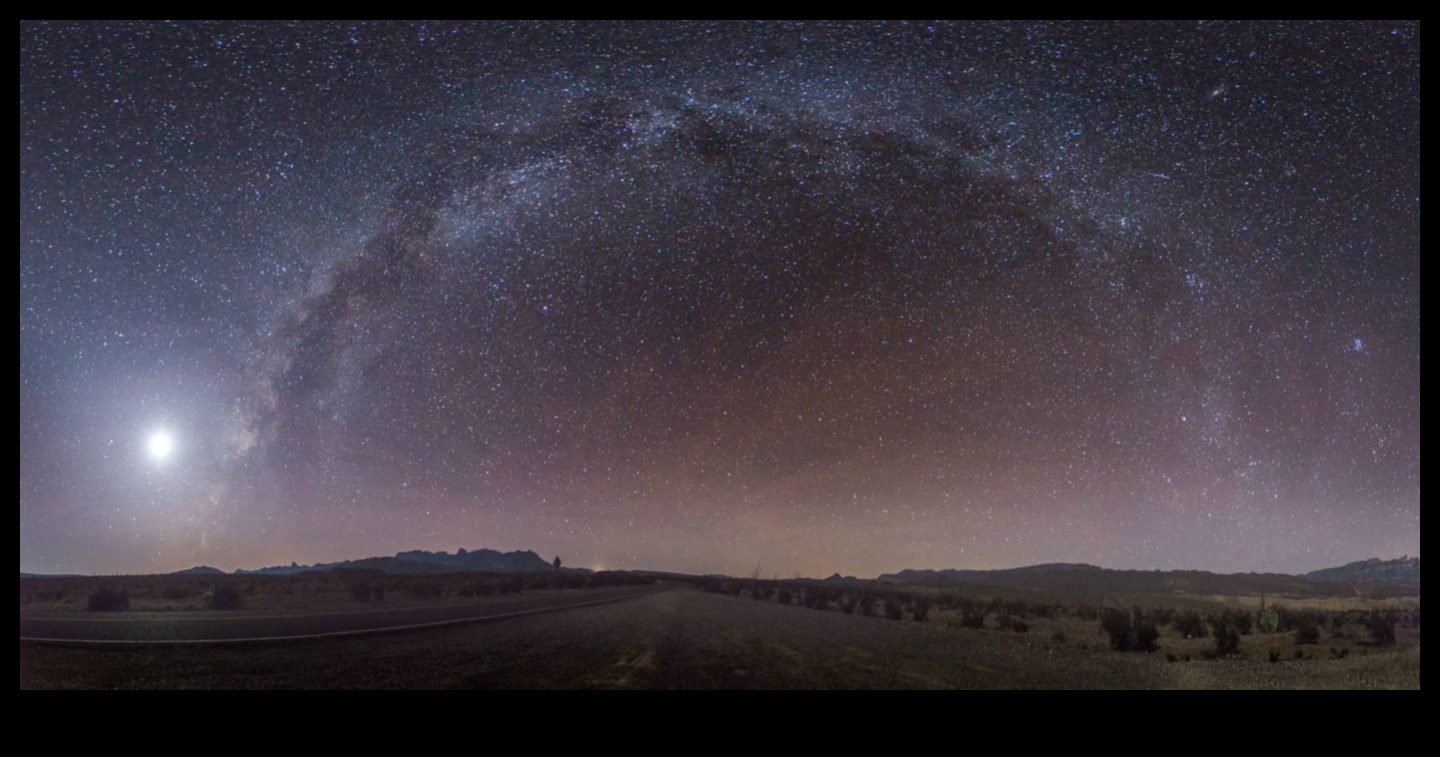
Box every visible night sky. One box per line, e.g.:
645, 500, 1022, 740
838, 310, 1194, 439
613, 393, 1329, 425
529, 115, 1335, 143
20, 22, 1419, 578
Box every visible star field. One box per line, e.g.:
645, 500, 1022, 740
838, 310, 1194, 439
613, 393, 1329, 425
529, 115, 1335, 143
20, 22, 1419, 577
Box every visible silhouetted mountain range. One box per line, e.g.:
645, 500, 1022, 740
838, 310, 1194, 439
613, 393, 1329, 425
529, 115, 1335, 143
233, 548, 580, 576
876, 558, 1419, 597
1304, 556, 1419, 586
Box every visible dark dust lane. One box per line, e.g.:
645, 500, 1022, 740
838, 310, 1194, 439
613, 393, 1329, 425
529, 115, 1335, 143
19, 584, 672, 644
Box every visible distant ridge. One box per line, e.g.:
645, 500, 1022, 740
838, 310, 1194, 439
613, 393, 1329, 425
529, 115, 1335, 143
235, 548, 582, 576
1304, 556, 1420, 586
876, 558, 1419, 597
173, 565, 225, 575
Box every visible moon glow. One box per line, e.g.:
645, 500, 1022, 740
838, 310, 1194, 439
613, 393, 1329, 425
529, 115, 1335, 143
147, 431, 174, 461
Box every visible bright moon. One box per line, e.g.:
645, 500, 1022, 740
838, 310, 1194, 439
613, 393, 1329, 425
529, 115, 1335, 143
147, 431, 174, 461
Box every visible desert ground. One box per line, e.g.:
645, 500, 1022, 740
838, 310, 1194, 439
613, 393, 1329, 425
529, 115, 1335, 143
19, 578, 1419, 689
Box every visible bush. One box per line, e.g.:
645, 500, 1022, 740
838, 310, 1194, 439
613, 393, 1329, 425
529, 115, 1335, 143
161, 584, 193, 600
1257, 605, 1280, 634
1229, 609, 1254, 635
1173, 611, 1208, 639
210, 585, 245, 610
1102, 607, 1158, 652
776, 588, 792, 606
87, 584, 130, 612
1294, 622, 1320, 645
1366, 612, 1396, 646
1214, 623, 1240, 656
911, 599, 931, 623
1101, 608, 1135, 651
884, 599, 904, 621
959, 608, 986, 629
1134, 613, 1160, 652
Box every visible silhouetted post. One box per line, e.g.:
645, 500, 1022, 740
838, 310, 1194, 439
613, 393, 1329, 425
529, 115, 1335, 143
554, 555, 562, 574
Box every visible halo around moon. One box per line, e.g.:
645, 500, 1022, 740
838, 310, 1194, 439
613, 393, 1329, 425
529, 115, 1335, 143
147, 430, 174, 461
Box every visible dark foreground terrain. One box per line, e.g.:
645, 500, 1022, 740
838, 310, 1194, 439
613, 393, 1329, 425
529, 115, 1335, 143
20, 585, 1419, 689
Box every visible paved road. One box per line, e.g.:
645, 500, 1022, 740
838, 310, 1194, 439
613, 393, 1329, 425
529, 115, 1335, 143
19, 583, 672, 644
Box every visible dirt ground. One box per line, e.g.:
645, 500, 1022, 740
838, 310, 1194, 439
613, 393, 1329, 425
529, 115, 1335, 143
19, 584, 1420, 689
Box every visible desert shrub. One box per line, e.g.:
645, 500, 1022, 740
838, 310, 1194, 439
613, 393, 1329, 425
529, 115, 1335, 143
1366, 612, 1396, 646
1101, 608, 1135, 650
1173, 611, 1208, 639
1268, 649, 1282, 663
406, 580, 443, 599
1229, 609, 1254, 635
161, 583, 193, 600
1102, 607, 1158, 652
884, 599, 903, 621
1330, 646, 1349, 659
1276, 606, 1323, 634
959, 608, 986, 629
1256, 605, 1280, 634
1213, 622, 1240, 656
457, 580, 483, 597
859, 595, 875, 617
776, 588, 792, 605
87, 584, 130, 612
210, 585, 245, 610
1134, 612, 1160, 652
1012, 620, 1029, 633
911, 599, 931, 622
1294, 621, 1320, 645
1294, 648, 1305, 660
1051, 630, 1066, 643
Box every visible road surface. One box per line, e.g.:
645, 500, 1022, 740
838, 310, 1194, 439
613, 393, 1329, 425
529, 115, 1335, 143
19, 583, 672, 645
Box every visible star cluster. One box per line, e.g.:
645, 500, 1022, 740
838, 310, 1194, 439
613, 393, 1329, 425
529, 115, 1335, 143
20, 22, 1419, 577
